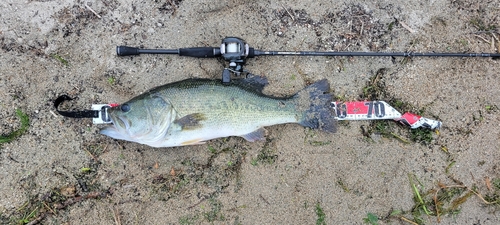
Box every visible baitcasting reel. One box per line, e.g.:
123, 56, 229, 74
219, 37, 251, 82
117, 37, 257, 83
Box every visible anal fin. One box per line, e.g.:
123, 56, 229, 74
240, 128, 267, 142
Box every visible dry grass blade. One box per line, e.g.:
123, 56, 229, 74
84, 4, 101, 18
399, 21, 415, 33
111, 206, 122, 225
400, 216, 419, 225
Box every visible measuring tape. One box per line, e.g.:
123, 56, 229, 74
332, 101, 441, 129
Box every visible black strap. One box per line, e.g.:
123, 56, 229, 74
54, 95, 99, 118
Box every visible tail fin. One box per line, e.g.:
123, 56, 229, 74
296, 79, 337, 133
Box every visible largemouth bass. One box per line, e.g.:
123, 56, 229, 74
100, 76, 336, 147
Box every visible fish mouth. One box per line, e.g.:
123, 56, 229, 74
107, 113, 130, 131
100, 115, 131, 141
116, 116, 130, 131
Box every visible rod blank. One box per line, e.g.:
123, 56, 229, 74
253, 50, 500, 58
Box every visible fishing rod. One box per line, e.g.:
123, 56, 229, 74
117, 37, 500, 83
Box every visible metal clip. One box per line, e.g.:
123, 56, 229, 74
92, 104, 113, 124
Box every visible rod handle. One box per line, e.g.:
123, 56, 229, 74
178, 47, 220, 58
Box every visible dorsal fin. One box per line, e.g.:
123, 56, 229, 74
232, 75, 269, 93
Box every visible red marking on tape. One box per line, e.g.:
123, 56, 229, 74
336, 101, 372, 115
400, 112, 421, 124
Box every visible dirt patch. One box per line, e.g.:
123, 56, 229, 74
1, 0, 500, 224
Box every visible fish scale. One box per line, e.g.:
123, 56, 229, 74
163, 81, 300, 135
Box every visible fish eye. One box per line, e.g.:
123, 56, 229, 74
120, 104, 131, 112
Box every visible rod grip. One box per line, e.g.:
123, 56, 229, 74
178, 47, 220, 58
116, 46, 139, 56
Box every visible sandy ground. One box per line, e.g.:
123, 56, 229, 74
1, 0, 500, 224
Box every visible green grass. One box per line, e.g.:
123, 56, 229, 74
315, 203, 326, 225
493, 179, 500, 190
17, 204, 39, 225
388, 21, 395, 31
179, 214, 199, 225
107, 76, 116, 85
363, 213, 378, 225
485, 104, 498, 112
360, 68, 387, 100
251, 138, 277, 165
178, 197, 227, 224
10, 184, 109, 224
80, 167, 92, 173
0, 109, 30, 145
470, 18, 496, 31
358, 70, 437, 145
409, 128, 434, 144
50, 53, 69, 66
362, 120, 410, 144
309, 140, 331, 146
484, 178, 500, 207
408, 174, 432, 218
379, 172, 499, 224
208, 145, 217, 154
337, 179, 350, 193
203, 197, 224, 222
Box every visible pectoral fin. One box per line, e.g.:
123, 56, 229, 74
240, 128, 267, 142
174, 113, 206, 130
